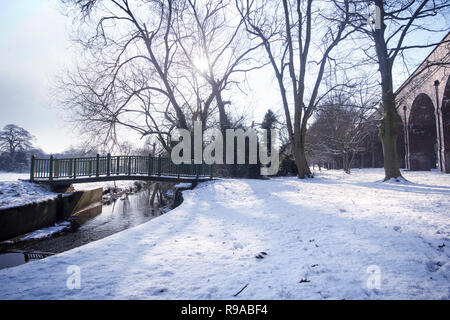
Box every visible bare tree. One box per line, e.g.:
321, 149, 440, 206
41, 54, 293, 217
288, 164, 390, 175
173, 0, 263, 133
237, 0, 360, 178
60, 0, 256, 153
0, 124, 34, 171
351, 0, 450, 180
307, 91, 374, 174
0, 124, 34, 155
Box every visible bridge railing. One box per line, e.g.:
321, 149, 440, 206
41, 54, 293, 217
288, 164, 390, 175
30, 154, 213, 181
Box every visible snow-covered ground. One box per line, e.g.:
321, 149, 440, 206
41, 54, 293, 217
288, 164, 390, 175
18, 222, 72, 241
0, 172, 58, 209
174, 182, 193, 189
0, 172, 141, 209
0, 172, 29, 182
0, 169, 449, 299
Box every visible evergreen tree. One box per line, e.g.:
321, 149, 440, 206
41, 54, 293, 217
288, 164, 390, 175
261, 109, 278, 156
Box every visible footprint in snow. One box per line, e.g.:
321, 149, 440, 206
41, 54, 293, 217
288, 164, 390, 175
426, 261, 442, 272
299, 278, 310, 283
147, 287, 168, 295
233, 242, 244, 249
255, 252, 268, 259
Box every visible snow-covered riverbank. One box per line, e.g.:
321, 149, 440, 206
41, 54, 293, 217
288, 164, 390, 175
0, 172, 144, 209
0, 169, 449, 299
0, 172, 57, 209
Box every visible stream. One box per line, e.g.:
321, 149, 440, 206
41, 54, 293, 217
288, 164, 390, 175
0, 183, 177, 270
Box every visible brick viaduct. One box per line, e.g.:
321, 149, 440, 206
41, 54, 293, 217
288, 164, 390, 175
395, 32, 450, 173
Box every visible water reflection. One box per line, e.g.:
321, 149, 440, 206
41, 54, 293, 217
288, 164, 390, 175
0, 251, 53, 270
0, 252, 26, 270
77, 188, 162, 233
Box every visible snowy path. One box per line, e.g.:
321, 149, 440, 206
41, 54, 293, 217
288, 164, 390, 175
0, 169, 449, 299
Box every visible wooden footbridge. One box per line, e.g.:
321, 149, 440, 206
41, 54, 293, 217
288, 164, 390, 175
29, 154, 213, 188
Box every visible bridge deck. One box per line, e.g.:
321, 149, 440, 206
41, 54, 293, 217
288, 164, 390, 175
32, 174, 211, 187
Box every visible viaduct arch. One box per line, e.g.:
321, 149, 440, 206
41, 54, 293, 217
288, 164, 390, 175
396, 32, 450, 173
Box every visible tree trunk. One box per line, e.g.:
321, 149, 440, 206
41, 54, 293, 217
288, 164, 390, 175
374, 1, 403, 181
379, 108, 402, 180
294, 130, 312, 178
150, 183, 160, 207
343, 153, 350, 174
378, 65, 402, 180
371, 150, 375, 168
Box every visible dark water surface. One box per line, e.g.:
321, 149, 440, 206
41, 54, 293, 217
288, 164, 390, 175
0, 252, 26, 270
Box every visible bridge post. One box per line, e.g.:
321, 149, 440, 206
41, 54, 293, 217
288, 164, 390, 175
209, 164, 213, 179
49, 156, 54, 181
73, 158, 77, 179
116, 156, 120, 175
69, 159, 73, 178
96, 154, 100, 177
30, 155, 35, 182
128, 156, 131, 175
157, 155, 162, 176
107, 153, 111, 176
148, 154, 153, 176
54, 159, 59, 178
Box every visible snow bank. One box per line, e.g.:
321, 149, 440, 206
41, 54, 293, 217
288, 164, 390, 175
0, 179, 58, 210
0, 169, 449, 299
19, 222, 72, 241
0, 172, 58, 209
174, 183, 192, 189
0, 172, 29, 182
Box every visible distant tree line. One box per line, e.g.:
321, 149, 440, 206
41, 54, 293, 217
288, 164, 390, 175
0, 124, 147, 172
0, 124, 37, 172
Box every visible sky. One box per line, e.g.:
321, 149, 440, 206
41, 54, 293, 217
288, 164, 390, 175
0, 0, 78, 154
0, 0, 280, 154
0, 1, 447, 154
